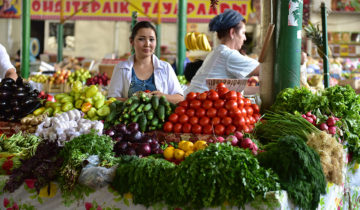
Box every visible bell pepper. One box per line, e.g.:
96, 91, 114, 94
75, 99, 83, 109
85, 85, 98, 98
33, 107, 46, 116
95, 98, 105, 109
62, 102, 73, 112
87, 107, 97, 118
96, 105, 110, 117
81, 102, 92, 113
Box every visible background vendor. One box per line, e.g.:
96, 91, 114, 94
0, 43, 18, 81
185, 9, 260, 95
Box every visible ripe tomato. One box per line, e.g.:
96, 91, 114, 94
177, 100, 188, 108
202, 124, 213, 134
218, 88, 229, 99
163, 122, 173, 133
168, 113, 179, 123
234, 116, 246, 127
246, 106, 254, 116
196, 108, 206, 117
173, 123, 183, 133
182, 123, 192, 133
237, 98, 244, 109
206, 108, 217, 118
229, 108, 241, 117
211, 117, 221, 126
225, 91, 237, 100
189, 116, 199, 125
179, 114, 189, 124
217, 108, 228, 118
186, 109, 195, 117
191, 124, 202, 134
225, 100, 238, 111
186, 92, 197, 101
225, 125, 236, 135
254, 113, 261, 122
207, 91, 219, 101
236, 92, 242, 98
175, 106, 186, 115
189, 99, 201, 109
197, 92, 208, 101
244, 117, 250, 125
199, 116, 210, 126
243, 125, 250, 133
221, 117, 232, 126
214, 99, 225, 109
252, 104, 260, 114
248, 124, 254, 132
216, 82, 226, 91
241, 107, 247, 117
214, 124, 225, 135
248, 116, 256, 125
244, 98, 252, 107
202, 100, 213, 110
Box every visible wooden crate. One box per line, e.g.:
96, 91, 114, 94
99, 64, 115, 78
43, 81, 71, 93
0, 121, 22, 137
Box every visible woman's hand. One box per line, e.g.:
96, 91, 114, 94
150, 90, 165, 97
150, 91, 184, 104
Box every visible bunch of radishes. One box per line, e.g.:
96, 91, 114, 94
302, 111, 340, 135
208, 131, 259, 155
86, 73, 110, 86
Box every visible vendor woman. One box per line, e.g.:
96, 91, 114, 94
108, 21, 184, 104
0, 43, 18, 81
185, 9, 260, 95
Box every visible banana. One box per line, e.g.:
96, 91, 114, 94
197, 34, 204, 51
190, 32, 198, 50
202, 34, 212, 51
184, 33, 190, 50
186, 33, 193, 50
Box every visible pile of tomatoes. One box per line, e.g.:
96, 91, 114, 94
163, 83, 260, 135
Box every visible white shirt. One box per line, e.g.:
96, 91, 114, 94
185, 44, 259, 95
108, 54, 184, 98
0, 44, 15, 79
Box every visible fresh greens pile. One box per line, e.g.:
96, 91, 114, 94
270, 85, 360, 163
58, 132, 115, 193
0, 132, 41, 159
113, 156, 175, 207
257, 136, 326, 210
112, 143, 280, 209
253, 112, 320, 144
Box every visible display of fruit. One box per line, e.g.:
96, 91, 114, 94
163, 140, 208, 162
33, 81, 112, 120
38, 91, 54, 102
0, 77, 42, 122
163, 83, 261, 135
177, 75, 187, 85
49, 69, 71, 84
107, 122, 163, 157
29, 74, 49, 83
67, 68, 91, 84
86, 72, 110, 86
104, 92, 176, 132
185, 32, 212, 51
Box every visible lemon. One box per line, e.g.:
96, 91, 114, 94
174, 149, 185, 160
163, 146, 175, 160
194, 140, 208, 150
182, 141, 194, 152
178, 140, 187, 149
185, 150, 194, 158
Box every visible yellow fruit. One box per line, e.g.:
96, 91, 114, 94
185, 150, 194, 157
178, 140, 187, 149
163, 146, 175, 160
174, 149, 185, 160
194, 140, 208, 151
39, 182, 57, 198
182, 141, 194, 152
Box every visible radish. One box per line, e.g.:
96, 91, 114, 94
334, 117, 340, 121
306, 117, 314, 124
216, 136, 225, 143
328, 126, 337, 135
311, 115, 317, 121
234, 131, 244, 140
319, 123, 328, 131
231, 138, 239, 146
252, 143, 258, 151
241, 138, 253, 149
251, 149, 258, 155
226, 135, 237, 142
326, 117, 336, 127
306, 111, 312, 117
301, 114, 307, 118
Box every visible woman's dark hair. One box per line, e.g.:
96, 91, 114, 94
130, 21, 157, 41
216, 22, 244, 40
184, 60, 203, 82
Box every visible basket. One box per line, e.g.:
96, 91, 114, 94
206, 78, 249, 92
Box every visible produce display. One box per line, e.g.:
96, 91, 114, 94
86, 72, 110, 86
49, 70, 71, 84
29, 74, 49, 83
67, 68, 91, 84
0, 132, 41, 159
104, 92, 175, 132
0, 77, 41, 122
20, 113, 47, 133
163, 83, 260, 135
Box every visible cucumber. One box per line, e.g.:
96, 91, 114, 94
129, 102, 140, 112
132, 113, 142, 123
130, 111, 137, 117
151, 117, 159, 126
126, 95, 138, 105
123, 113, 130, 119
143, 96, 151, 103
139, 92, 147, 102
143, 103, 152, 112
136, 104, 145, 112
148, 126, 157, 131
151, 95, 159, 110
146, 110, 154, 120
159, 95, 167, 105
157, 105, 165, 122
165, 105, 172, 117
138, 114, 148, 132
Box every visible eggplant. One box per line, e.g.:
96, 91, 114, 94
0, 114, 5, 121
0, 82, 12, 91
22, 97, 36, 107
10, 100, 19, 107
15, 91, 27, 99
0, 78, 15, 86
13, 106, 22, 113
17, 86, 25, 92
16, 77, 23, 86
30, 92, 38, 98
4, 108, 11, 114
0, 91, 11, 100
0, 100, 7, 109
23, 83, 31, 91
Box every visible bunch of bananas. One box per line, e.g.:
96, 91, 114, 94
185, 32, 212, 51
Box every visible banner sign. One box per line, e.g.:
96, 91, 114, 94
0, 0, 254, 23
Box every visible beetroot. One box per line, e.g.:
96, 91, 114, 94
319, 123, 328, 131
234, 131, 244, 140
328, 126, 337, 135
326, 117, 336, 127
216, 136, 225, 143
231, 138, 239, 146
241, 138, 253, 149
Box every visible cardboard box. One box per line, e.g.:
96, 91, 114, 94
339, 79, 360, 90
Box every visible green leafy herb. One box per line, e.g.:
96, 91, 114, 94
257, 136, 326, 210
